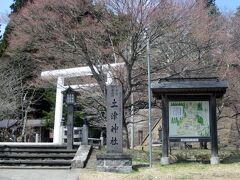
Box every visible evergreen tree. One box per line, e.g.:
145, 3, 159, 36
197, 0, 219, 15
0, 25, 11, 57
0, 0, 29, 56
204, 0, 219, 15
10, 0, 30, 13
205, 0, 216, 7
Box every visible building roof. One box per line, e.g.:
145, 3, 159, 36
0, 119, 18, 128
26, 119, 45, 127
151, 77, 228, 99
0, 119, 45, 128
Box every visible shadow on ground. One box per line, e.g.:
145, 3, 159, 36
222, 154, 240, 164
132, 163, 150, 171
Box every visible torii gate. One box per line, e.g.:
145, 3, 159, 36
41, 63, 125, 144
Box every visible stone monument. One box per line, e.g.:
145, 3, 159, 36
96, 85, 132, 173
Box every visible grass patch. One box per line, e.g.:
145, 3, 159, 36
79, 161, 240, 180
170, 149, 240, 163
87, 147, 240, 180
98, 146, 240, 164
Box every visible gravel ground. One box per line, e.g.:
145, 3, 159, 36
0, 169, 80, 180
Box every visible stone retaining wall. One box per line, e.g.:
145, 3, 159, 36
96, 154, 132, 173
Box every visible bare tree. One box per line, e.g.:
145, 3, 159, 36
6, 0, 230, 146
0, 51, 45, 141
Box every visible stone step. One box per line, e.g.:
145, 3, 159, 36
0, 166, 71, 169
0, 144, 68, 149
0, 144, 78, 168
0, 148, 77, 153
0, 159, 72, 166
0, 153, 75, 159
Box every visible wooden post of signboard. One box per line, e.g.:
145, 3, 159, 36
210, 94, 219, 164
161, 95, 169, 165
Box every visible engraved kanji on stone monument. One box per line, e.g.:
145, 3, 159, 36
107, 85, 123, 153
111, 124, 119, 133
111, 111, 118, 121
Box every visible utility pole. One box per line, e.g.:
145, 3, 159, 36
130, 93, 134, 149
146, 29, 152, 168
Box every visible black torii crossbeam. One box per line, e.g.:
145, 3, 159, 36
151, 77, 228, 165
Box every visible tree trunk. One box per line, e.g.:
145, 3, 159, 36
123, 121, 130, 149
21, 107, 29, 142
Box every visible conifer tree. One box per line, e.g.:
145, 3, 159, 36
10, 0, 30, 13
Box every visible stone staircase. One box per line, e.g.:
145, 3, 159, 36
0, 144, 77, 169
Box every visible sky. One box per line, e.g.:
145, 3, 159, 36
0, 0, 13, 14
0, 0, 240, 36
216, 0, 240, 12
0, 0, 13, 36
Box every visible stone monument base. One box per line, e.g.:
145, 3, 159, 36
160, 157, 170, 165
210, 156, 220, 165
96, 153, 132, 173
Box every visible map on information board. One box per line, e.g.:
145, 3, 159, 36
169, 101, 210, 137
